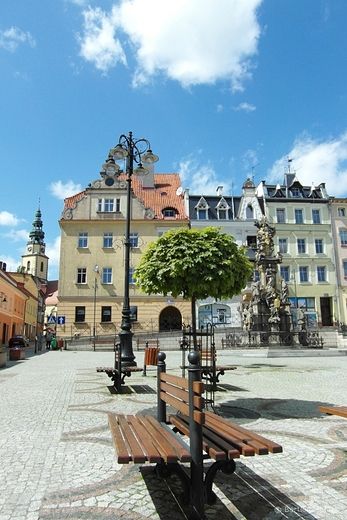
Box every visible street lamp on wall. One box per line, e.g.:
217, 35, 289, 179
108, 132, 159, 367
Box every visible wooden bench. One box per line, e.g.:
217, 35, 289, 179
318, 405, 347, 418
182, 346, 237, 391
96, 343, 142, 392
93, 339, 115, 352
108, 351, 282, 519
136, 338, 160, 351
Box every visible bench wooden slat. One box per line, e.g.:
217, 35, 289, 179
160, 372, 189, 389
127, 416, 162, 463
205, 411, 283, 454
137, 416, 181, 463
142, 415, 192, 462
318, 405, 347, 418
108, 414, 131, 464
118, 415, 147, 463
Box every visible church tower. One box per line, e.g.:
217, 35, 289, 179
21, 205, 49, 282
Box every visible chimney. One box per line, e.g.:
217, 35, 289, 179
216, 185, 223, 197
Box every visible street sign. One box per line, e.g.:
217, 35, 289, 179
47, 315, 56, 324
57, 316, 65, 325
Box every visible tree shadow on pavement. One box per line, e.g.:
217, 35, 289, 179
215, 397, 334, 421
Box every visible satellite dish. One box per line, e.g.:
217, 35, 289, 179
176, 187, 183, 196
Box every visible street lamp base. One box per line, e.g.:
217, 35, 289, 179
118, 328, 137, 367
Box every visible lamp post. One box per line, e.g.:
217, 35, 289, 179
108, 131, 159, 367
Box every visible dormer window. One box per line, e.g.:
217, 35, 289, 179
162, 208, 176, 218
195, 197, 209, 220
291, 188, 300, 197
216, 198, 230, 220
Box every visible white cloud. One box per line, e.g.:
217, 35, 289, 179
77, 0, 262, 88
0, 211, 20, 226
48, 180, 83, 200
178, 156, 231, 195
3, 229, 29, 242
78, 7, 126, 73
0, 27, 36, 52
267, 131, 347, 196
233, 102, 256, 112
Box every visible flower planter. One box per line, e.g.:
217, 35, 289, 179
9, 348, 25, 361
0, 351, 6, 368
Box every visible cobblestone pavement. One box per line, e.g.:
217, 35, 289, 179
0, 346, 346, 519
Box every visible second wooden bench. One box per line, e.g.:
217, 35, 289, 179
108, 351, 282, 519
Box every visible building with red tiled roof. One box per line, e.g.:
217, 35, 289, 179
57, 160, 190, 342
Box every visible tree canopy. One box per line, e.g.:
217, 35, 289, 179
135, 227, 253, 302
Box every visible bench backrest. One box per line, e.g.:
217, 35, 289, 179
157, 351, 205, 425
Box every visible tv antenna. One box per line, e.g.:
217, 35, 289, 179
251, 163, 260, 183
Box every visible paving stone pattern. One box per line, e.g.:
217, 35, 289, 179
0, 347, 346, 519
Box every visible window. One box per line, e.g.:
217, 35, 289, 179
278, 238, 288, 254
291, 188, 300, 197
317, 266, 326, 282
78, 233, 88, 248
338, 207, 346, 217
217, 308, 226, 323
218, 208, 227, 220
315, 239, 323, 254
77, 268, 87, 284
103, 233, 113, 248
163, 209, 176, 218
129, 268, 135, 284
312, 209, 321, 224
198, 209, 207, 219
130, 233, 139, 248
276, 208, 285, 223
246, 205, 253, 219
102, 268, 112, 284
340, 229, 347, 245
101, 306, 112, 323
306, 298, 315, 311
75, 306, 85, 322
104, 199, 114, 212
295, 209, 303, 224
40, 262, 44, 272
299, 266, 308, 282
280, 266, 289, 282
343, 261, 347, 278
98, 198, 120, 212
130, 306, 138, 322
297, 238, 306, 254
247, 236, 257, 248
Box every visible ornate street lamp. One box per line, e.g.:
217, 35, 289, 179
109, 132, 159, 367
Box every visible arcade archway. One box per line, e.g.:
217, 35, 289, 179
159, 307, 182, 331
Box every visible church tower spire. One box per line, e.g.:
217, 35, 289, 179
21, 203, 49, 282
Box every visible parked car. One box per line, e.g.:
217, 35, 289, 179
9, 335, 30, 348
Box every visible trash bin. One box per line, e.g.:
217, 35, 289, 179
51, 337, 57, 350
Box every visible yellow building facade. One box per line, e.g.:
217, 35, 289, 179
57, 166, 190, 340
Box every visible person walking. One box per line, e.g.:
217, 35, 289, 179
45, 331, 52, 350
37, 332, 44, 351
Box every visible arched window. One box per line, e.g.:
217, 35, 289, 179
246, 204, 253, 219
27, 261, 30, 272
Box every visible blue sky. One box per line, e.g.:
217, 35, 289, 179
1, 0, 347, 280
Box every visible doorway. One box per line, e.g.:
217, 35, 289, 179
320, 297, 332, 326
159, 307, 182, 331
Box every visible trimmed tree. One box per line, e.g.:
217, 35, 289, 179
135, 227, 253, 348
